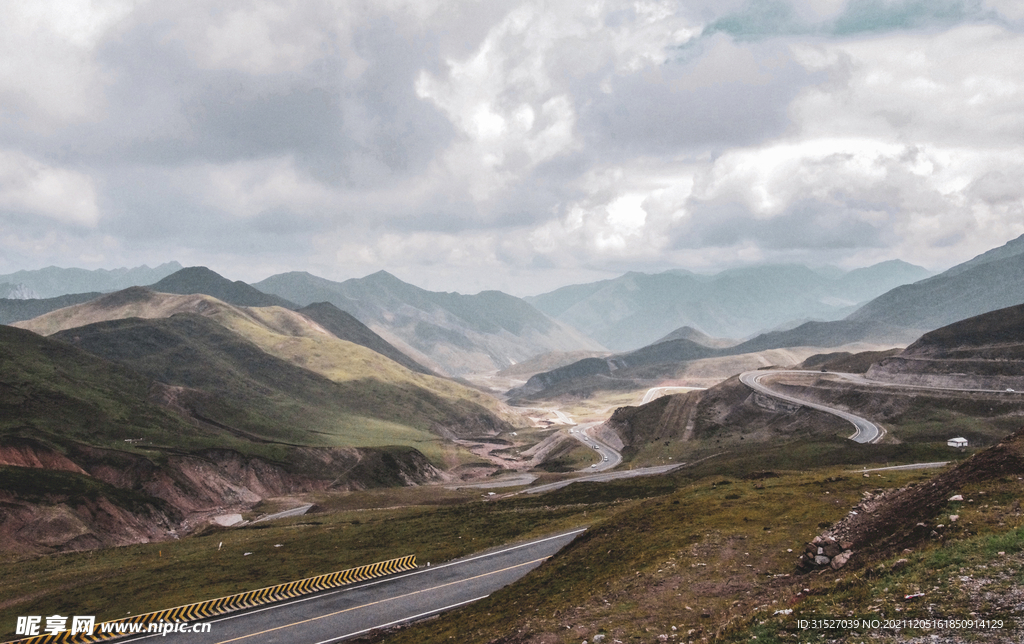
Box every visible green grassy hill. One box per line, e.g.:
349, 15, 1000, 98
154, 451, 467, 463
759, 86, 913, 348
13, 288, 514, 446
0, 322, 465, 555
0, 324, 216, 453
52, 314, 509, 460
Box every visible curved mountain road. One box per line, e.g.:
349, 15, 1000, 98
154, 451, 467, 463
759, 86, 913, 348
741, 368, 1024, 446
568, 421, 621, 472
739, 370, 886, 444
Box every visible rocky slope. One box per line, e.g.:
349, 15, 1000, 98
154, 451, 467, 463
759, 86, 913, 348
798, 425, 1024, 573
0, 437, 442, 556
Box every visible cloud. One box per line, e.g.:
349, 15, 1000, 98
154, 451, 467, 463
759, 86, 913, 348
0, 0, 133, 128
0, 150, 100, 227
1, 0, 1023, 291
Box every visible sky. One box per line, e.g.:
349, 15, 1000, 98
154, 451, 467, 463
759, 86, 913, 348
1, 0, 1023, 296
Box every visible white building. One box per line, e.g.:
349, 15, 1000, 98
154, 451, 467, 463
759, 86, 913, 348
947, 437, 968, 448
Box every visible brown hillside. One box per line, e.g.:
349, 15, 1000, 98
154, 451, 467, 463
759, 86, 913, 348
867, 302, 1024, 389
800, 425, 1024, 572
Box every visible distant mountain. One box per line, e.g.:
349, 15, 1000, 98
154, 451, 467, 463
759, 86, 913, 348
516, 235, 1024, 400
150, 266, 295, 308
737, 233, 1024, 352
296, 302, 433, 375
254, 270, 604, 375
510, 337, 723, 399
13, 288, 510, 442
52, 314, 505, 444
526, 261, 931, 351
0, 266, 291, 327
0, 292, 102, 325
845, 240, 1024, 331
0, 282, 38, 299
0, 262, 182, 298
651, 326, 737, 348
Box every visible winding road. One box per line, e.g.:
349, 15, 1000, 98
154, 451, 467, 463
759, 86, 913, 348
741, 368, 1024, 445
739, 370, 886, 444
567, 421, 621, 472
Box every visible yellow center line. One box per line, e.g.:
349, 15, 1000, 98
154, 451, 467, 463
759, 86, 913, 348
214, 556, 549, 643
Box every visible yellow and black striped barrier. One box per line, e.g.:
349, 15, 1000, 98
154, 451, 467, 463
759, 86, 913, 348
11, 554, 416, 644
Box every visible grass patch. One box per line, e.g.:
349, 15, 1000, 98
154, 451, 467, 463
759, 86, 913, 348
375, 467, 932, 644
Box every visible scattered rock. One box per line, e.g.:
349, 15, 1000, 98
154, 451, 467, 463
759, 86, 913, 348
830, 550, 853, 570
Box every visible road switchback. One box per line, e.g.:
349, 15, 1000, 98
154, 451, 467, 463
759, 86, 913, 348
739, 370, 885, 444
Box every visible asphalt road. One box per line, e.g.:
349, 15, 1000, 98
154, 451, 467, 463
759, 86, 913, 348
254, 504, 314, 523
640, 385, 705, 404
824, 371, 1023, 395
739, 370, 885, 444
120, 529, 586, 644
522, 463, 681, 495
568, 421, 621, 471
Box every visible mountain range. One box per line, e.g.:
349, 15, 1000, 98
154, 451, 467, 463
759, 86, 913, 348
513, 234, 1024, 400
525, 260, 932, 351
253, 270, 603, 375
0, 262, 182, 299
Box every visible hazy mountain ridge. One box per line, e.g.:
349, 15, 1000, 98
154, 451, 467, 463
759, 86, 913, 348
526, 260, 932, 351
254, 270, 605, 375
651, 325, 737, 348
511, 239, 1024, 399
0, 262, 182, 299
296, 301, 434, 375
846, 240, 1024, 329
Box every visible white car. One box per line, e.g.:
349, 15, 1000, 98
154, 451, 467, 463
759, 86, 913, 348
591, 464, 597, 468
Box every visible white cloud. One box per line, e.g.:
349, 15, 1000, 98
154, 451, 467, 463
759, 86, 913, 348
165, 0, 352, 76
195, 156, 338, 218
790, 25, 1024, 145
0, 0, 137, 126
0, 150, 100, 226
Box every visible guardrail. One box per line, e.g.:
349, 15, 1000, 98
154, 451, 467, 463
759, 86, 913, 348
10, 554, 417, 644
